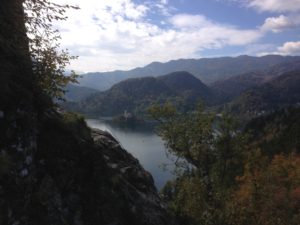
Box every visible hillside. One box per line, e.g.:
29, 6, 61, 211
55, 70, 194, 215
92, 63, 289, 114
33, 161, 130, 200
64, 84, 98, 101
78, 55, 300, 91
211, 60, 300, 102
70, 72, 215, 116
226, 70, 300, 119
158, 71, 212, 94
245, 107, 300, 156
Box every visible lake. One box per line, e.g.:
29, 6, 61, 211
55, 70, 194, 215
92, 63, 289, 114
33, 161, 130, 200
86, 118, 174, 190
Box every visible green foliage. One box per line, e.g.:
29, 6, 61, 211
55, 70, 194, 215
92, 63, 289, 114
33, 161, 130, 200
150, 102, 247, 224
150, 102, 215, 170
227, 70, 300, 120
153, 102, 300, 225
62, 112, 92, 140
148, 102, 177, 122
245, 107, 300, 156
64, 84, 98, 102
24, 0, 79, 100
69, 72, 214, 117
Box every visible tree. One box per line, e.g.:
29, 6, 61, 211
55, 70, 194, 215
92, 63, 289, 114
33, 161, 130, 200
0, 2, 80, 223
229, 152, 300, 225
149, 103, 246, 225
23, 0, 79, 100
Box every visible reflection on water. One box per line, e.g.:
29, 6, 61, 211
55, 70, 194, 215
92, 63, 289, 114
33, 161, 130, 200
86, 118, 174, 189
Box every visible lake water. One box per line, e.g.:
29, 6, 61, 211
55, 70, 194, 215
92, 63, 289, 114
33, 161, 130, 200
86, 118, 174, 190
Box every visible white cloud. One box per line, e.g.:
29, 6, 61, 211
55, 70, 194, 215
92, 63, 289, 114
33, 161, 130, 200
257, 41, 300, 56
261, 15, 300, 32
247, 0, 300, 13
278, 41, 300, 55
169, 14, 262, 47
145, 0, 176, 16
169, 14, 213, 29
50, 0, 264, 72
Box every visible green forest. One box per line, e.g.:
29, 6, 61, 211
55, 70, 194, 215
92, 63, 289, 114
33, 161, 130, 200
150, 103, 300, 225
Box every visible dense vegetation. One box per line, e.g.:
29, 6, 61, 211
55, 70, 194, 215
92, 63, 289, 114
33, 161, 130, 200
150, 103, 300, 225
245, 107, 300, 156
67, 71, 216, 116
64, 84, 98, 102
24, 0, 79, 100
64, 61, 300, 122
226, 70, 300, 120
211, 60, 300, 103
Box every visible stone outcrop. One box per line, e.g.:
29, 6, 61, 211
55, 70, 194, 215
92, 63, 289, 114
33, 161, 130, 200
91, 129, 173, 225
1, 112, 175, 225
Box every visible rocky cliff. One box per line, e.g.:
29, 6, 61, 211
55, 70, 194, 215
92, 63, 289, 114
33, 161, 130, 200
91, 129, 173, 225
1, 111, 175, 225
0, 1, 175, 224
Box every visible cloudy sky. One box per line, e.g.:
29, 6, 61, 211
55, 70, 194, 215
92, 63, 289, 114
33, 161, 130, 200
52, 0, 300, 72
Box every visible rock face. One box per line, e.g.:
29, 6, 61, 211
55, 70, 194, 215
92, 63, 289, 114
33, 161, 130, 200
1, 112, 175, 225
91, 129, 174, 225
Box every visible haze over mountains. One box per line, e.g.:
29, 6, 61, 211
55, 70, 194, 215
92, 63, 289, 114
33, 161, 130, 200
65, 55, 300, 120
226, 70, 300, 118
211, 60, 300, 102
64, 84, 98, 102
77, 55, 300, 91
68, 72, 216, 116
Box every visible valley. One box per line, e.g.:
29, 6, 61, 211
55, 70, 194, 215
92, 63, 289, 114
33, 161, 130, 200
2, 0, 300, 224
64, 56, 300, 122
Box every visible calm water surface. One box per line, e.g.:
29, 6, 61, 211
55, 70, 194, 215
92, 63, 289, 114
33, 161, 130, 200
86, 118, 174, 189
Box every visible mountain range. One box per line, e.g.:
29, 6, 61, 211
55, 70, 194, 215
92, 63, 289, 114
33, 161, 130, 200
77, 55, 300, 91
211, 60, 300, 103
64, 55, 300, 120
225, 70, 300, 119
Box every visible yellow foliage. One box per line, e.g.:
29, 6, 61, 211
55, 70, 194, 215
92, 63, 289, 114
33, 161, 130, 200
229, 152, 300, 225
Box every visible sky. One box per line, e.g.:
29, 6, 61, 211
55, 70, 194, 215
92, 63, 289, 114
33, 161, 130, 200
51, 0, 300, 72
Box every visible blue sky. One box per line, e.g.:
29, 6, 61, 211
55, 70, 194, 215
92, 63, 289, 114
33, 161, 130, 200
53, 0, 300, 72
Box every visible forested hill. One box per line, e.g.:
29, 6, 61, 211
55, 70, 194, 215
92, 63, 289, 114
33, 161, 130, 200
245, 107, 300, 156
64, 84, 98, 102
211, 60, 300, 102
78, 55, 300, 91
68, 71, 216, 116
226, 70, 300, 118
158, 71, 212, 94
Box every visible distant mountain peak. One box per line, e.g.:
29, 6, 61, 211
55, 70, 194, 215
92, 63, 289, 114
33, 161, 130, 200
69, 71, 216, 116
161, 71, 194, 77
158, 71, 210, 93
237, 55, 252, 58
78, 55, 300, 91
